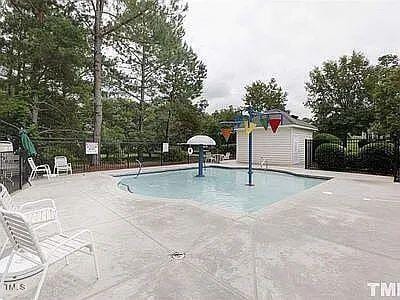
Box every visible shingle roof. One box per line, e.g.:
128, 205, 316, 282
240, 109, 317, 130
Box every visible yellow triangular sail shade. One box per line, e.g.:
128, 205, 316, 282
244, 121, 256, 135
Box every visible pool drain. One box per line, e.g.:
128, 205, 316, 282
169, 251, 185, 260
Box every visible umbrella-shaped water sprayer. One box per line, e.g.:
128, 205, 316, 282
186, 135, 216, 177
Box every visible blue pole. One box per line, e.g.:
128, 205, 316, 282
197, 145, 204, 177
248, 131, 253, 186
247, 110, 254, 186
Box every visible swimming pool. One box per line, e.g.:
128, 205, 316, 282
118, 168, 326, 213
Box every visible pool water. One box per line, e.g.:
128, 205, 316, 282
118, 168, 326, 213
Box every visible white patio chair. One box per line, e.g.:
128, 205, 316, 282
223, 152, 231, 160
205, 152, 216, 163
53, 156, 72, 175
260, 156, 268, 169
0, 208, 100, 300
0, 183, 60, 259
28, 157, 51, 181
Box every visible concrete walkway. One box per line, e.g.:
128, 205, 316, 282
3, 163, 400, 299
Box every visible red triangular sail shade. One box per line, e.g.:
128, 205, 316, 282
269, 118, 281, 133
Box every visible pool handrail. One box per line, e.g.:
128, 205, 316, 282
136, 160, 142, 178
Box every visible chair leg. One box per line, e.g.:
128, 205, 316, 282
92, 246, 100, 279
89, 234, 100, 279
0, 238, 9, 258
33, 265, 48, 300
29, 170, 34, 182
0, 250, 15, 299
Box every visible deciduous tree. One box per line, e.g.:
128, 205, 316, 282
305, 51, 373, 139
368, 54, 400, 136
243, 78, 287, 112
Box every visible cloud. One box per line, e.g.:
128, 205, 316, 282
205, 80, 231, 99
184, 0, 400, 117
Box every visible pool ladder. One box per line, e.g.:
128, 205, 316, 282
135, 159, 142, 178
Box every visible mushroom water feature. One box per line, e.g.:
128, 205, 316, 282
186, 135, 216, 177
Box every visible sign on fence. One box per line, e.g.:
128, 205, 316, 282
162, 143, 169, 153
85, 142, 99, 155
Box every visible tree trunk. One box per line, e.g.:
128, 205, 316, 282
32, 94, 39, 126
92, 0, 104, 165
165, 99, 172, 141
136, 46, 147, 162
138, 45, 146, 133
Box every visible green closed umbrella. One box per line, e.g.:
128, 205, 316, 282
19, 130, 37, 157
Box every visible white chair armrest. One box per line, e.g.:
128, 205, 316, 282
36, 165, 48, 170
31, 219, 60, 232
20, 198, 57, 210
46, 229, 94, 258
37, 164, 49, 168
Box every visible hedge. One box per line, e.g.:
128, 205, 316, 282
360, 142, 395, 173
315, 143, 345, 170
313, 133, 341, 149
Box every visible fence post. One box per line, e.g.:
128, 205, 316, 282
305, 139, 309, 169
127, 144, 130, 169
83, 137, 86, 173
18, 149, 22, 190
394, 135, 400, 182
160, 143, 163, 166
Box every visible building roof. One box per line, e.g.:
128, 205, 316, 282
240, 109, 317, 131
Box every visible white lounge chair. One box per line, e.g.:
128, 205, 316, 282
28, 157, 51, 181
53, 156, 72, 175
0, 183, 60, 258
0, 208, 100, 300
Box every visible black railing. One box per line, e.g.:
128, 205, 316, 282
0, 151, 28, 193
305, 138, 400, 180
33, 139, 236, 173
0, 136, 237, 193
32, 139, 190, 173
394, 137, 400, 182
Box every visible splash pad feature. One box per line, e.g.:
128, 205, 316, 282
186, 135, 216, 177
221, 108, 283, 186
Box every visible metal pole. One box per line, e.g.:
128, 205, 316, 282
394, 135, 399, 183
19, 149, 22, 189
197, 145, 204, 177
247, 109, 254, 186
160, 143, 163, 166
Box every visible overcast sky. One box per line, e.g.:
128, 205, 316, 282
183, 0, 400, 117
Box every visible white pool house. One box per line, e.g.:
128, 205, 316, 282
236, 109, 317, 167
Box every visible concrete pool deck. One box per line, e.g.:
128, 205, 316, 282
2, 162, 400, 299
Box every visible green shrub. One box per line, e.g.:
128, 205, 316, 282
345, 151, 361, 169
360, 142, 394, 172
358, 139, 370, 148
313, 133, 341, 149
37, 143, 83, 167
315, 143, 345, 170
166, 148, 187, 162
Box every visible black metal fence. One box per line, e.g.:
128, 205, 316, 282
0, 137, 237, 193
305, 138, 400, 181
31, 139, 236, 173
32, 139, 195, 172
0, 151, 28, 193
